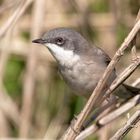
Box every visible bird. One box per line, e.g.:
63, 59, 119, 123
32, 27, 140, 100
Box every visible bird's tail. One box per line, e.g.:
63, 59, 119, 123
114, 84, 140, 99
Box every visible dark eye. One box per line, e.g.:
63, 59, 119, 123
55, 37, 64, 45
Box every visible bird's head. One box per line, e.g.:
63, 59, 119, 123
32, 27, 89, 67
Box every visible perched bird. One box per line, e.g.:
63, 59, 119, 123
32, 27, 140, 99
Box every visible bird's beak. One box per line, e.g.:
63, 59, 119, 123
32, 38, 47, 44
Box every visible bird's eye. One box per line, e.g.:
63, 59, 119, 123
55, 37, 64, 45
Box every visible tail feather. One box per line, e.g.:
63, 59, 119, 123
123, 84, 140, 94
114, 84, 140, 99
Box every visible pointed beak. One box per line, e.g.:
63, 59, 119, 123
32, 38, 47, 44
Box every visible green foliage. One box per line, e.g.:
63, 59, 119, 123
87, 135, 98, 140
89, 0, 109, 13
20, 30, 30, 41
74, 97, 85, 114
4, 56, 25, 98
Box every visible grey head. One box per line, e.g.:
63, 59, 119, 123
32, 27, 91, 66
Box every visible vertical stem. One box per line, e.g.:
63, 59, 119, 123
19, 0, 46, 137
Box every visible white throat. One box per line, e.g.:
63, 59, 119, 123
45, 43, 80, 67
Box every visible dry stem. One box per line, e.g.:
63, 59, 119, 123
110, 110, 140, 140
81, 55, 140, 129
0, 0, 33, 38
76, 95, 140, 140
19, 0, 46, 137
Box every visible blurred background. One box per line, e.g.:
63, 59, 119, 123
0, 0, 140, 140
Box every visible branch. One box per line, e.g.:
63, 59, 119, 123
0, 0, 33, 38
19, 0, 46, 137
83, 97, 118, 129
76, 95, 140, 140
76, 58, 140, 140
110, 110, 140, 140
103, 56, 140, 100
132, 78, 140, 87
81, 55, 140, 129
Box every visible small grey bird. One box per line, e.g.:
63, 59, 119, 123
32, 27, 140, 99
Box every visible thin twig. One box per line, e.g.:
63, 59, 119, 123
76, 95, 140, 140
82, 55, 140, 128
0, 0, 33, 38
110, 110, 140, 140
76, 56, 140, 140
83, 97, 118, 128
103, 57, 140, 100
19, 0, 46, 137
0, 110, 9, 136
132, 78, 140, 87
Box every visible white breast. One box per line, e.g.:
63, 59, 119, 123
45, 43, 80, 67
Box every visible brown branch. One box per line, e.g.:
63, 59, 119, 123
110, 110, 140, 140
83, 97, 118, 129
103, 56, 140, 100
0, 91, 20, 127
19, 0, 46, 137
132, 78, 140, 87
81, 55, 140, 129
0, 0, 33, 38
76, 55, 140, 140
62, 11, 140, 139
76, 95, 140, 140
0, 109, 9, 136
